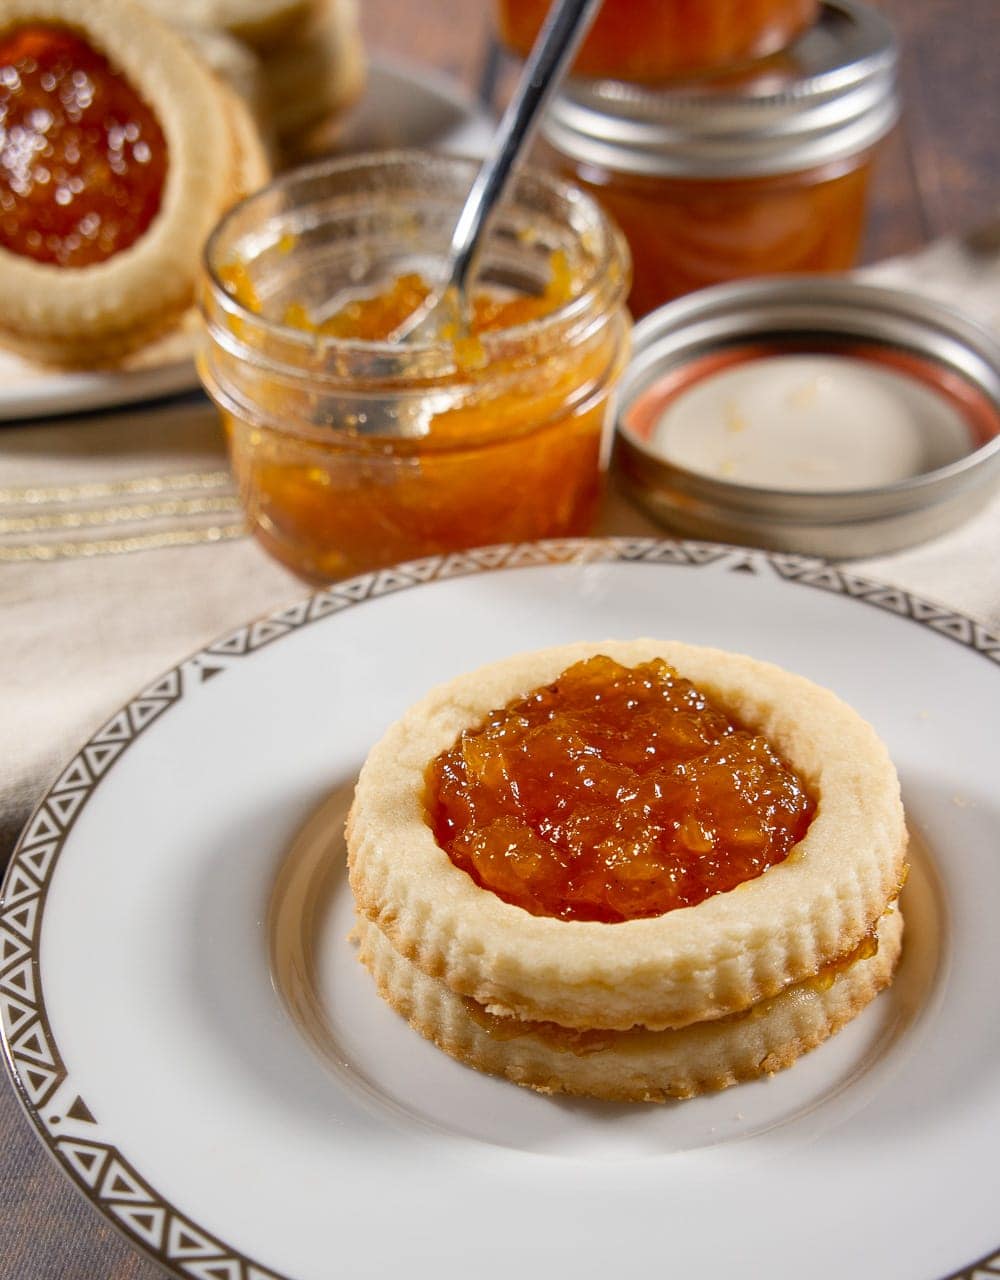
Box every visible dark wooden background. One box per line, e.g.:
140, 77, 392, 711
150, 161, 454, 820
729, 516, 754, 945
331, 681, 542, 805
2, 2, 997, 1276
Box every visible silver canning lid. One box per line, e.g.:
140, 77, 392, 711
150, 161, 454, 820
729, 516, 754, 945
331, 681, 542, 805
542, 0, 899, 178
613, 277, 1000, 559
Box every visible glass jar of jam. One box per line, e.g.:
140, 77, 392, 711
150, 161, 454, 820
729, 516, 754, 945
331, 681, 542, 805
199, 152, 631, 583
496, 0, 819, 82
539, 0, 898, 318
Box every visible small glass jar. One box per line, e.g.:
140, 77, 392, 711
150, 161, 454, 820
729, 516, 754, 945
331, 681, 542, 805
496, 0, 819, 82
540, 0, 898, 318
199, 152, 631, 583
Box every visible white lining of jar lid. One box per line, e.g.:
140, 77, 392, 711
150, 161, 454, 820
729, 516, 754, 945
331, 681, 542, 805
645, 353, 975, 493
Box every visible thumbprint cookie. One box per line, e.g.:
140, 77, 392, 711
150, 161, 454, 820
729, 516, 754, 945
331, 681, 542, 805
0, 0, 269, 365
347, 640, 907, 1100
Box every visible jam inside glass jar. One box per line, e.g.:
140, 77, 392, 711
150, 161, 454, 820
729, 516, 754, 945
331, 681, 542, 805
426, 655, 816, 923
496, 0, 819, 82
0, 23, 167, 267
565, 157, 873, 318
200, 153, 631, 584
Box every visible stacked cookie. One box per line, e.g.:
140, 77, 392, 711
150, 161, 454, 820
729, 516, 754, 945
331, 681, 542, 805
347, 640, 907, 1102
138, 0, 366, 161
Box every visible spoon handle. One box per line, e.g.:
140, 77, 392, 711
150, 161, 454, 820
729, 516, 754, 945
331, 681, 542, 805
446, 0, 604, 298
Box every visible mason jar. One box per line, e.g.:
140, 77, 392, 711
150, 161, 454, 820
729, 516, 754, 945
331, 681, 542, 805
540, 0, 898, 317
199, 152, 631, 583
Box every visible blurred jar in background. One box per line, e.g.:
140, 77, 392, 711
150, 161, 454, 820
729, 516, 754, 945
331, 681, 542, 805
496, 0, 819, 82
199, 153, 631, 583
539, 0, 898, 318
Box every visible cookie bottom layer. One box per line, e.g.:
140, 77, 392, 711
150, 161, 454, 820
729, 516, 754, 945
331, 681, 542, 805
355, 907, 903, 1103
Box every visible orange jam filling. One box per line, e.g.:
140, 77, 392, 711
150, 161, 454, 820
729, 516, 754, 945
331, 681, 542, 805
563, 161, 872, 319
426, 656, 816, 923
0, 24, 167, 267
220, 257, 575, 344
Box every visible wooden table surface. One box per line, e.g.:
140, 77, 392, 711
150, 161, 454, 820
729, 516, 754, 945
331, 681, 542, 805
1, 2, 997, 1277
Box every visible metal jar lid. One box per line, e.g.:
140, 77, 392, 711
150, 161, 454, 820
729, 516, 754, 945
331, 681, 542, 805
542, 0, 899, 178
612, 277, 1000, 558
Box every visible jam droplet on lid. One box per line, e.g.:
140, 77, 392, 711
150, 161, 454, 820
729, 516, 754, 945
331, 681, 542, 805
0, 23, 168, 267
425, 655, 816, 923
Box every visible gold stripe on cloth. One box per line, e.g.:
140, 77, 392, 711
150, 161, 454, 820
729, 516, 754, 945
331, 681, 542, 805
0, 495, 242, 534
0, 469, 234, 507
0, 522, 248, 562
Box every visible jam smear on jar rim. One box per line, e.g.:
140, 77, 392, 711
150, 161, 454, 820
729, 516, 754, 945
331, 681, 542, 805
425, 655, 816, 923
0, 23, 168, 268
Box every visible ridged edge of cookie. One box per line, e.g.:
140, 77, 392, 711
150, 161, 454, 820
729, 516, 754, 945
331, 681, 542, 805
348, 639, 907, 1031
355, 906, 904, 1102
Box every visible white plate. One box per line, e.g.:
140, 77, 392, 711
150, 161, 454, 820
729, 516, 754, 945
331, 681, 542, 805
2, 538, 999, 1280
0, 322, 203, 424
0, 57, 493, 424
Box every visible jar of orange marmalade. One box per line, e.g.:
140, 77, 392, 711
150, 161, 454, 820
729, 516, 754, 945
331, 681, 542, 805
540, 0, 898, 318
199, 153, 630, 583
497, 0, 819, 82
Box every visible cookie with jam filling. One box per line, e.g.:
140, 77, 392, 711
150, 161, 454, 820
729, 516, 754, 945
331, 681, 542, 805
0, 0, 269, 365
348, 641, 907, 1036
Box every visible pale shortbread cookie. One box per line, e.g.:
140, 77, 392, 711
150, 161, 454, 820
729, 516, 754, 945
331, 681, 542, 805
138, 0, 361, 163
171, 24, 268, 125
259, 0, 366, 142
138, 0, 316, 47
348, 640, 907, 1032
141, 0, 365, 148
0, 0, 270, 366
355, 906, 903, 1102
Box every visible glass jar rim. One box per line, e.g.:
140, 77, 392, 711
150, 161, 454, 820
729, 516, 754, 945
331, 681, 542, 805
202, 149, 630, 370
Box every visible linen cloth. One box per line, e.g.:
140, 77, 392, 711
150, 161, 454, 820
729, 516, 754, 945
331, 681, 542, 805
0, 399, 304, 858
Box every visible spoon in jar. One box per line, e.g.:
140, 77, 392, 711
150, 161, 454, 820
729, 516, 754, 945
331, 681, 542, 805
387, 0, 604, 344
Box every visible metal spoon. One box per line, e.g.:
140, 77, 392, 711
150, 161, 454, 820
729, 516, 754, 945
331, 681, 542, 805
388, 0, 604, 343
